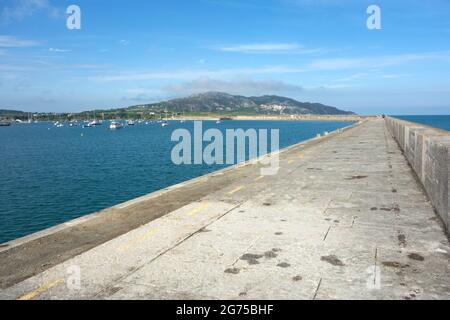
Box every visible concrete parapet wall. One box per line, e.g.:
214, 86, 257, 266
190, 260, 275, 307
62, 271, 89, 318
385, 117, 450, 232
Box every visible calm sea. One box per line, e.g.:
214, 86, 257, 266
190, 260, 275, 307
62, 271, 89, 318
394, 115, 450, 131
0, 120, 353, 243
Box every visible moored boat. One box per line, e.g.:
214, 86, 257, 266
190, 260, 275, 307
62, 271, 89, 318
109, 121, 123, 130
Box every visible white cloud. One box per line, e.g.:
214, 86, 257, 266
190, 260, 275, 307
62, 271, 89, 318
220, 43, 302, 53
1, 0, 61, 23
91, 66, 305, 82
307, 51, 450, 71
163, 77, 303, 95
218, 43, 323, 54
0, 35, 40, 47
49, 47, 70, 53
333, 73, 369, 82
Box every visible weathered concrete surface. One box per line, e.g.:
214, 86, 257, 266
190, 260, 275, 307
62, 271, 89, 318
1, 119, 449, 300
385, 117, 450, 232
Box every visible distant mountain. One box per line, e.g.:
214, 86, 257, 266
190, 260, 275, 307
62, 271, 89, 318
129, 92, 354, 115
0, 109, 27, 116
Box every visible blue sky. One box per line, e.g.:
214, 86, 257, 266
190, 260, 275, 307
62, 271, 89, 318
0, 0, 449, 115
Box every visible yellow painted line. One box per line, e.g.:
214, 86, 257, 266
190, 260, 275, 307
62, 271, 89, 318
298, 154, 304, 159
254, 176, 264, 182
187, 203, 211, 217
227, 186, 244, 195
18, 278, 65, 300
288, 160, 294, 164
118, 228, 158, 252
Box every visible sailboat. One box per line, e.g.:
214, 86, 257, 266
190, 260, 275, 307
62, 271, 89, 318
161, 111, 169, 126
109, 121, 123, 130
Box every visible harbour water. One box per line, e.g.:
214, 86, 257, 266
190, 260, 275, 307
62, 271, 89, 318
395, 115, 450, 131
0, 120, 353, 243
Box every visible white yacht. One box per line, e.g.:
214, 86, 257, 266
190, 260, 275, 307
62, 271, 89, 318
109, 121, 123, 130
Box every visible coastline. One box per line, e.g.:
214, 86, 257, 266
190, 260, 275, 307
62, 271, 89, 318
172, 114, 372, 122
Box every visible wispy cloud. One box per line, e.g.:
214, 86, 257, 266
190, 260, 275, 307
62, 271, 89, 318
333, 73, 369, 82
219, 42, 318, 54
91, 66, 305, 82
90, 50, 450, 83
307, 51, 450, 71
164, 77, 303, 95
121, 77, 303, 102
49, 47, 70, 53
1, 0, 61, 24
0, 35, 40, 47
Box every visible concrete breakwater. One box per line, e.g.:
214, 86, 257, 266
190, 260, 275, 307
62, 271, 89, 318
1, 119, 449, 300
385, 117, 450, 233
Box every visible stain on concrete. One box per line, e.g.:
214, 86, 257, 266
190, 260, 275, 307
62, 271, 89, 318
321, 255, 345, 266
277, 262, 291, 268
408, 253, 425, 261
293, 275, 303, 282
346, 175, 368, 180
263, 203, 272, 206
272, 248, 282, 253
392, 188, 398, 193
398, 233, 407, 247
103, 286, 123, 296
264, 251, 277, 259
370, 207, 378, 211
225, 268, 240, 274
239, 292, 247, 297
382, 261, 410, 269
240, 253, 264, 265
275, 232, 283, 236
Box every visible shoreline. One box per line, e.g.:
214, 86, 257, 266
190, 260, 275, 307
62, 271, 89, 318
173, 114, 372, 122
1, 114, 372, 123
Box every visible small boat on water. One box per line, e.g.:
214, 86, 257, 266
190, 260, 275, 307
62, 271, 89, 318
161, 121, 169, 127
0, 122, 11, 127
109, 121, 123, 130
216, 120, 221, 124
89, 120, 102, 126
127, 120, 136, 126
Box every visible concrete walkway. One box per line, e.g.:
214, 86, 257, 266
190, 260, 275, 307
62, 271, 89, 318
1, 119, 449, 300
